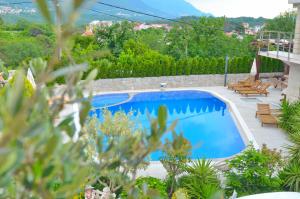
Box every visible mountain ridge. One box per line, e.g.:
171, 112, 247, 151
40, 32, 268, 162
0, 0, 209, 23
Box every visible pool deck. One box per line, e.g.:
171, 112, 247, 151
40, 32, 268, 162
130, 86, 290, 178
201, 86, 290, 152
90, 86, 290, 152
61, 85, 290, 178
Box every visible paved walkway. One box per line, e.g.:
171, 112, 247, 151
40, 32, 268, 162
89, 85, 290, 154
59, 83, 291, 178
202, 86, 290, 153
136, 86, 290, 178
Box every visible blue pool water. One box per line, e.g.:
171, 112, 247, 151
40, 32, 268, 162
90, 90, 245, 160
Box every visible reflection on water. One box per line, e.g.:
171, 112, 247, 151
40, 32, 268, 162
90, 91, 227, 118
89, 91, 245, 160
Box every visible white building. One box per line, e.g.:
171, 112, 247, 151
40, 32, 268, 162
133, 23, 172, 31
258, 0, 300, 102
89, 20, 113, 29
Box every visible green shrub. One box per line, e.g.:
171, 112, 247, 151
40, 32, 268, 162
279, 100, 300, 192
217, 57, 225, 74
82, 54, 282, 79
210, 57, 218, 74
135, 177, 168, 198
236, 57, 243, 73
225, 144, 283, 197
172, 188, 189, 199
287, 131, 300, 164
196, 57, 204, 74
179, 159, 221, 199
280, 160, 300, 192
203, 58, 210, 74
259, 56, 284, 73
242, 56, 252, 73
185, 58, 192, 75
0, 59, 9, 79
1, 74, 34, 97
279, 100, 300, 135
229, 57, 238, 74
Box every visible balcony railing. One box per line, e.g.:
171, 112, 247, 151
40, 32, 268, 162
257, 31, 300, 63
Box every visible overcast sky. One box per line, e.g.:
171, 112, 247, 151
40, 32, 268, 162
186, 0, 294, 18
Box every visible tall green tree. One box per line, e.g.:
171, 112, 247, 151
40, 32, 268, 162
95, 21, 135, 56
264, 11, 296, 32
166, 24, 194, 59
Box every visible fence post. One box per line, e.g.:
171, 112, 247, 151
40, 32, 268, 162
288, 32, 293, 61
224, 55, 229, 87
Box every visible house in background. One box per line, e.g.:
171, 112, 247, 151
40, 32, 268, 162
133, 23, 172, 31
82, 20, 114, 36
258, 0, 300, 102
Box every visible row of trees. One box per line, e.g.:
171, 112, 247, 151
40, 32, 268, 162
264, 11, 297, 33
74, 39, 283, 80
0, 14, 286, 80
0, 9, 295, 70
0, 2, 297, 198
89, 55, 283, 79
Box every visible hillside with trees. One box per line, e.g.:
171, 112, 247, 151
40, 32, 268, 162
0, 1, 299, 198
0, 15, 285, 82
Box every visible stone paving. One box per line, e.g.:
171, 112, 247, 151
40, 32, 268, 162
201, 86, 290, 152
88, 85, 290, 178
133, 86, 290, 178
87, 73, 282, 92
90, 85, 290, 153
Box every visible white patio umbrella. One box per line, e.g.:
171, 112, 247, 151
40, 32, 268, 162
27, 68, 36, 89
250, 58, 257, 76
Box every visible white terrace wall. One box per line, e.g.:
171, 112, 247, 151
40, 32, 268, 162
88, 73, 283, 92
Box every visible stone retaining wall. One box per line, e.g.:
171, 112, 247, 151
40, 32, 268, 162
88, 73, 283, 92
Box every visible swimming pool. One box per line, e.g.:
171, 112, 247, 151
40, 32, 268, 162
90, 90, 246, 160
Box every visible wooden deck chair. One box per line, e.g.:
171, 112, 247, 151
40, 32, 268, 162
255, 103, 271, 118
238, 76, 255, 84
228, 76, 254, 90
239, 83, 272, 97
234, 80, 261, 92
259, 114, 278, 127
48, 95, 70, 106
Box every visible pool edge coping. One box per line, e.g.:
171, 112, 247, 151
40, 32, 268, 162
88, 88, 259, 150
85, 87, 259, 177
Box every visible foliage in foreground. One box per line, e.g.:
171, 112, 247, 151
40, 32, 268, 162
179, 159, 222, 199
0, 1, 189, 198
279, 100, 300, 135
82, 108, 189, 199
225, 144, 283, 197
160, 131, 192, 197
280, 160, 300, 192
0, 1, 95, 195
279, 100, 300, 192
134, 177, 168, 198
1, 74, 35, 97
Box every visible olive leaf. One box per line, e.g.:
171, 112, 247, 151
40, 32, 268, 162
35, 0, 52, 24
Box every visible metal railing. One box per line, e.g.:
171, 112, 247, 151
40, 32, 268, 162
257, 31, 299, 62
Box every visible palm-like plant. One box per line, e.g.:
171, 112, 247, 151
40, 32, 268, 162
279, 100, 300, 192
184, 159, 219, 186
279, 100, 300, 134
280, 160, 300, 192
179, 159, 221, 199
287, 131, 300, 164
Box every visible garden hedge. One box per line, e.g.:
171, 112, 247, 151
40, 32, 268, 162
89, 56, 284, 79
